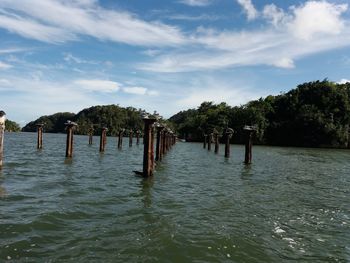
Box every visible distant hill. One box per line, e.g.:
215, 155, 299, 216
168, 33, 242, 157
5, 119, 21, 132
169, 80, 350, 148
21, 105, 146, 135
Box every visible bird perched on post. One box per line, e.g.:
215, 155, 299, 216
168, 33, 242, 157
0, 111, 6, 125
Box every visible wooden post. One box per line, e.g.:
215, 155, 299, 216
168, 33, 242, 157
224, 128, 234, 158
155, 125, 164, 161
65, 121, 77, 158
0, 111, 6, 169
136, 130, 141, 145
214, 131, 219, 154
36, 123, 44, 149
162, 130, 166, 155
142, 117, 157, 177
208, 133, 212, 151
118, 129, 124, 149
243, 126, 256, 164
88, 126, 94, 145
99, 127, 108, 153
129, 130, 133, 147
203, 134, 207, 149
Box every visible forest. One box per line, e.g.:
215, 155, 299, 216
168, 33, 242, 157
170, 80, 350, 148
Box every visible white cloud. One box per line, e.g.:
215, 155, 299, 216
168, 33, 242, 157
140, 1, 350, 72
236, 0, 258, 21
337, 79, 350, 84
0, 0, 186, 46
178, 0, 211, 7
0, 61, 12, 69
0, 78, 11, 85
168, 14, 221, 21
74, 79, 121, 92
122, 86, 147, 95
63, 53, 97, 64
289, 1, 348, 40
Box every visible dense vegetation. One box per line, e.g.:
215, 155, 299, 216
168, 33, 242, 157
5, 119, 21, 132
22, 105, 150, 135
170, 80, 350, 148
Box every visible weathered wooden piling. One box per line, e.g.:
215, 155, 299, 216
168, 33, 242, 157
208, 133, 213, 151
36, 123, 44, 149
224, 128, 234, 158
161, 130, 167, 155
142, 117, 157, 177
243, 126, 256, 164
214, 130, 219, 154
65, 121, 77, 158
129, 130, 133, 147
136, 130, 141, 145
203, 134, 207, 149
0, 111, 6, 169
99, 127, 108, 153
88, 126, 94, 145
118, 129, 124, 149
155, 125, 164, 162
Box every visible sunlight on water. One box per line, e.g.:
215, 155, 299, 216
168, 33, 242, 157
0, 132, 349, 262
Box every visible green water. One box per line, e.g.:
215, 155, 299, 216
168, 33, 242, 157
0, 132, 349, 262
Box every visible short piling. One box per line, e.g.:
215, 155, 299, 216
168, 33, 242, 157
65, 121, 77, 158
118, 129, 124, 149
136, 130, 141, 145
88, 126, 94, 145
0, 111, 6, 169
203, 134, 207, 149
214, 131, 219, 154
243, 126, 256, 164
36, 123, 44, 149
99, 127, 108, 153
224, 128, 234, 158
129, 130, 133, 147
208, 133, 212, 151
142, 117, 157, 177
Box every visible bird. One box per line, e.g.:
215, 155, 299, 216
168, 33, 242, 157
0, 111, 6, 125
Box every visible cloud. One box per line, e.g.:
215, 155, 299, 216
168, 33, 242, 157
63, 53, 97, 64
236, 0, 258, 21
122, 86, 147, 95
167, 14, 221, 21
140, 1, 350, 72
0, 61, 12, 69
74, 79, 121, 92
337, 79, 350, 84
0, 0, 186, 46
289, 1, 348, 40
178, 0, 211, 7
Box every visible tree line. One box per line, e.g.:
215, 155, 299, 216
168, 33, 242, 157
169, 80, 350, 148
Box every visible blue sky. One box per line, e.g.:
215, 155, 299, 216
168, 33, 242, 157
0, 0, 350, 125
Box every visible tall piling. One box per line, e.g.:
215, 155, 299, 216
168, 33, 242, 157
129, 130, 133, 147
0, 111, 6, 169
136, 130, 141, 145
224, 128, 234, 158
214, 130, 219, 154
88, 126, 94, 145
118, 129, 124, 149
208, 133, 212, 151
203, 134, 207, 149
155, 125, 164, 162
36, 123, 44, 149
99, 127, 108, 153
142, 117, 157, 177
243, 126, 255, 164
162, 130, 167, 155
65, 121, 77, 158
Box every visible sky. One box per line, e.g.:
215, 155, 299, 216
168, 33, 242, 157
0, 0, 350, 125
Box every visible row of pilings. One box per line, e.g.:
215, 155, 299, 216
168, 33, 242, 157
203, 126, 256, 164
0, 111, 177, 178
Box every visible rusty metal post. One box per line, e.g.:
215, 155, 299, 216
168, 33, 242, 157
142, 117, 157, 177
224, 128, 234, 158
214, 132, 219, 154
208, 133, 212, 151
129, 130, 133, 147
203, 134, 207, 149
118, 129, 124, 149
99, 127, 107, 153
88, 126, 94, 145
36, 123, 44, 149
155, 125, 164, 162
65, 121, 77, 158
243, 126, 256, 164
0, 111, 6, 169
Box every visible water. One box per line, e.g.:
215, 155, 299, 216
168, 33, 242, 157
0, 132, 349, 262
